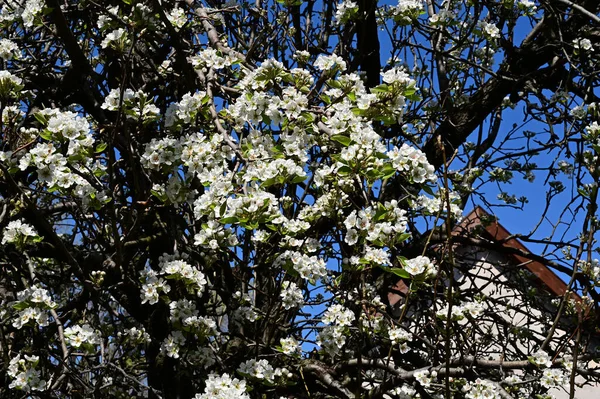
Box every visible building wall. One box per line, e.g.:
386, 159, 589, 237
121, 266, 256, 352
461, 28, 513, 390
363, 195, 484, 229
454, 246, 599, 399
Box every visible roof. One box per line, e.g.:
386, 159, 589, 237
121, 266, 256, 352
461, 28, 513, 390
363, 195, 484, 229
388, 206, 576, 307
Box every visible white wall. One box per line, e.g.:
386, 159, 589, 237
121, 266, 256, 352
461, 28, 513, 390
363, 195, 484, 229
454, 246, 600, 399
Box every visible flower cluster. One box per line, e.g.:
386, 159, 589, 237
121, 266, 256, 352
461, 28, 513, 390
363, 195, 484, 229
64, 324, 101, 348
344, 202, 409, 246
404, 255, 437, 277
318, 304, 355, 356
414, 369, 437, 387
389, 327, 411, 353
7, 354, 46, 392
388, 143, 437, 184
169, 299, 198, 323
118, 326, 151, 344
161, 331, 186, 358
17, 109, 108, 209
280, 281, 304, 309
0, 38, 19, 59
464, 379, 499, 399
429, 9, 456, 26
517, 0, 537, 15
230, 84, 309, 127
573, 38, 594, 53
238, 359, 291, 384
334, 0, 358, 25
101, 28, 128, 49
140, 269, 172, 305
165, 91, 207, 127
391, 0, 424, 25
167, 7, 187, 29
314, 54, 347, 72
436, 301, 484, 321
190, 48, 237, 71
2, 219, 38, 245
540, 368, 568, 388
160, 255, 208, 295
478, 21, 501, 40
530, 350, 553, 368
11, 285, 56, 329
142, 132, 232, 201
194, 373, 249, 399
0, 69, 21, 86
418, 191, 463, 220
12, 306, 49, 329
279, 337, 301, 355
101, 88, 160, 121
194, 220, 238, 250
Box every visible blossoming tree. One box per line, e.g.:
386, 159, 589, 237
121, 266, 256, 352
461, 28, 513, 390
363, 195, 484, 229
0, 0, 599, 398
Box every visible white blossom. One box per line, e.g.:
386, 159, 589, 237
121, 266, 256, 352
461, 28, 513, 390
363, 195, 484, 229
464, 379, 500, 399
530, 350, 553, 368
479, 21, 500, 39
101, 28, 127, 48
314, 54, 347, 71
2, 219, 37, 245
0, 39, 19, 59
161, 331, 186, 358
194, 373, 250, 399
7, 354, 46, 392
280, 281, 304, 309
21, 0, 43, 27
167, 7, 187, 29
64, 324, 101, 348
573, 38, 594, 52
280, 337, 301, 355
540, 368, 568, 388
404, 255, 436, 277
334, 0, 358, 25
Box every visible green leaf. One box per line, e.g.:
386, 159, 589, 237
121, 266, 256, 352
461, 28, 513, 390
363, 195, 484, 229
379, 115, 398, 125
365, 169, 381, 179
68, 154, 84, 162
396, 233, 411, 243
328, 79, 342, 89
47, 185, 61, 193
421, 185, 436, 196
262, 177, 278, 187
34, 113, 48, 125
219, 217, 239, 225
373, 205, 388, 222
291, 174, 306, 184
265, 223, 278, 231
219, 201, 228, 217
301, 111, 315, 122
406, 92, 421, 102
382, 165, 397, 179
351, 108, 365, 116
39, 130, 53, 141
12, 302, 29, 310
337, 165, 352, 176
404, 88, 417, 97
150, 190, 167, 202
371, 84, 390, 94
95, 142, 108, 153
30, 235, 44, 243
331, 134, 352, 147
388, 267, 410, 278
